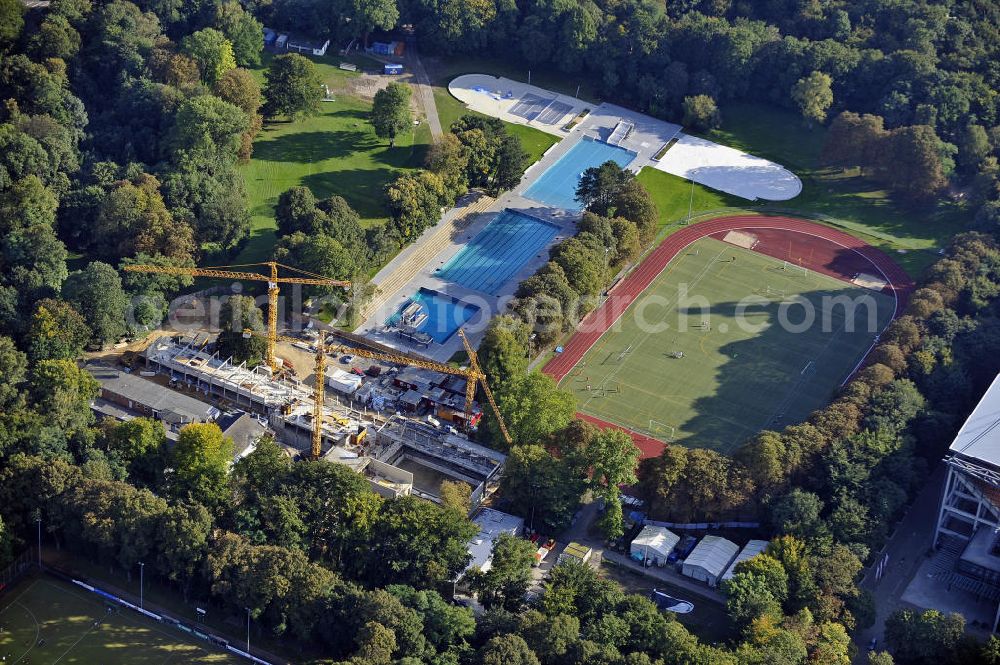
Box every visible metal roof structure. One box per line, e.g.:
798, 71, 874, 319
721, 539, 770, 582
464, 508, 525, 575
683, 535, 739, 579
88, 363, 221, 424
948, 373, 1000, 477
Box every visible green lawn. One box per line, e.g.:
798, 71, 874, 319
0, 575, 239, 663
235, 94, 430, 265
637, 168, 755, 230
696, 102, 970, 275
563, 236, 894, 454
432, 86, 558, 166
247, 50, 383, 90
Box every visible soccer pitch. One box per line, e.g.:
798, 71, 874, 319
0, 575, 238, 664
563, 236, 895, 454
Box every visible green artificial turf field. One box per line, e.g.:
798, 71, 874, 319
0, 575, 238, 663
563, 236, 895, 453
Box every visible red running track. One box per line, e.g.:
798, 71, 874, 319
543, 215, 915, 458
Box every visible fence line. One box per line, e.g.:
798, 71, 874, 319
41, 566, 273, 665
643, 519, 761, 530
0, 547, 37, 593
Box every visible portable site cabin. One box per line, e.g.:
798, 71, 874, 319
721, 539, 770, 584
384, 63, 404, 75
630, 525, 679, 566
681, 535, 739, 587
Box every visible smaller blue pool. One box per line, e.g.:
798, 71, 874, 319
524, 137, 636, 210
436, 209, 559, 295
388, 288, 479, 344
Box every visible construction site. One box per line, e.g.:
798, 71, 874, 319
128, 329, 506, 504
108, 261, 509, 506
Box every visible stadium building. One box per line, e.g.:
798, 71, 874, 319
934, 373, 1000, 630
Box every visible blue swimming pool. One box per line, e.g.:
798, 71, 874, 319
388, 288, 479, 344
436, 209, 559, 295
523, 137, 637, 210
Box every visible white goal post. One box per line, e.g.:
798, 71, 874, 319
782, 260, 809, 275
649, 420, 675, 441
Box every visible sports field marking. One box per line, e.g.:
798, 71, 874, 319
564, 236, 894, 453
1, 576, 233, 664
580, 245, 729, 412
10, 600, 40, 664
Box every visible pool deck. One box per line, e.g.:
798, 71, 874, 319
354, 94, 685, 362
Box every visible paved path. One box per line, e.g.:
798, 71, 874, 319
852, 464, 946, 662
407, 45, 442, 138
536, 496, 727, 607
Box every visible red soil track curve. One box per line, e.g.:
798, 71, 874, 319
543, 214, 915, 458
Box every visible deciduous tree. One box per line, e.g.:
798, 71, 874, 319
263, 53, 322, 120
180, 28, 236, 85
682, 94, 721, 130
792, 71, 834, 125
469, 533, 536, 610
26, 298, 90, 362
62, 261, 128, 346
170, 423, 235, 509
213, 1, 262, 67
371, 82, 413, 146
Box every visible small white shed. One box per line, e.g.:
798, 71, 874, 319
721, 539, 770, 584
630, 525, 679, 566
681, 535, 739, 587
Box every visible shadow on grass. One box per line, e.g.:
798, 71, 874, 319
253, 129, 383, 164
301, 168, 396, 219
667, 286, 892, 452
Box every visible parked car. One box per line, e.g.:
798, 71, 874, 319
649, 589, 694, 614
339, 354, 354, 364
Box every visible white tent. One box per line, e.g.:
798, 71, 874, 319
681, 535, 739, 587
721, 540, 770, 584
327, 368, 362, 395
630, 525, 679, 566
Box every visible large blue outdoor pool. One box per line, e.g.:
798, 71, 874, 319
388, 288, 479, 344
436, 209, 559, 295
523, 137, 637, 210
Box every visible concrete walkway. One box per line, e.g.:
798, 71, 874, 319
360, 191, 495, 322
852, 464, 946, 662
407, 45, 442, 139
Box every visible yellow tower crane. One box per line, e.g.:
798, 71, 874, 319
458, 328, 513, 446
243, 328, 331, 460
247, 327, 514, 455
122, 261, 350, 373
317, 331, 513, 446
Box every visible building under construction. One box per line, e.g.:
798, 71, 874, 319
140, 334, 504, 504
